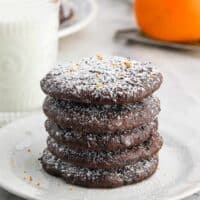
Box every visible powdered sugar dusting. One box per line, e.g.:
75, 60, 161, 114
45, 119, 158, 151
43, 96, 160, 133
46, 133, 162, 168
41, 149, 158, 183
41, 56, 163, 104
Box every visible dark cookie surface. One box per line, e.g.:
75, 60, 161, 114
45, 119, 158, 151
47, 132, 163, 169
41, 56, 163, 105
43, 96, 160, 133
41, 149, 159, 188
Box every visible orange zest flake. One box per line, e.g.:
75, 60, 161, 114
68, 64, 80, 73
124, 61, 132, 68
69, 68, 76, 72
29, 176, 33, 182
96, 54, 103, 61
36, 182, 41, 187
96, 72, 100, 78
27, 148, 31, 153
111, 62, 117, 67
96, 82, 104, 89
117, 72, 123, 78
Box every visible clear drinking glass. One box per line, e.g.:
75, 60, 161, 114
0, 0, 60, 126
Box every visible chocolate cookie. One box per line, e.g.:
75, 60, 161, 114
45, 119, 158, 151
41, 149, 159, 188
40, 56, 163, 105
43, 96, 160, 133
47, 132, 163, 169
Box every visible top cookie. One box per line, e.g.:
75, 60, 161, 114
41, 55, 163, 104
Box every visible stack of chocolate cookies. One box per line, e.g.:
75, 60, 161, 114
40, 56, 163, 188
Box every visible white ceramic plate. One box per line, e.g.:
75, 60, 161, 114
59, 0, 97, 38
0, 113, 199, 200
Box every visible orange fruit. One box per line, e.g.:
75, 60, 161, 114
135, 0, 200, 42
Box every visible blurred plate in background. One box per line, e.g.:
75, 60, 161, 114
59, 0, 97, 38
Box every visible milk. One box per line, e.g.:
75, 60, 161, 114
0, 0, 59, 123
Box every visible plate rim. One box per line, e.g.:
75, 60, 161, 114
0, 113, 199, 200
58, 0, 97, 39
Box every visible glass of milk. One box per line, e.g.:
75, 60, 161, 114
0, 0, 60, 125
